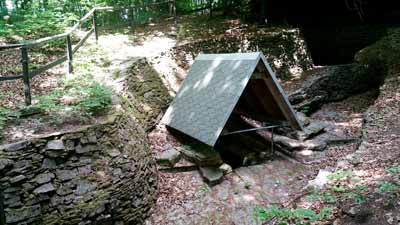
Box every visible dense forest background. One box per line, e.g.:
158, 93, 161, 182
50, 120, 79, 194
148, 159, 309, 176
1, 0, 399, 64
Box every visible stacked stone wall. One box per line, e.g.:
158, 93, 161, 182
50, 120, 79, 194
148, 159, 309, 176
0, 114, 157, 225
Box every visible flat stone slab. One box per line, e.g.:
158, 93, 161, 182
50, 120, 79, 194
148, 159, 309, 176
156, 146, 182, 167
146, 157, 309, 225
199, 167, 223, 185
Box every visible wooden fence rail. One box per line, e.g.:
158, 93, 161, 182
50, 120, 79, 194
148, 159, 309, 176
0, 1, 176, 105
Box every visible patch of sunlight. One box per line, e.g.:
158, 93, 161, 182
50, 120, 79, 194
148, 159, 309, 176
242, 194, 256, 202
297, 150, 313, 156
200, 72, 214, 88
273, 59, 283, 69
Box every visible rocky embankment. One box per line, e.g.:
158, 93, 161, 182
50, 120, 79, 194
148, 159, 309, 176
0, 58, 171, 225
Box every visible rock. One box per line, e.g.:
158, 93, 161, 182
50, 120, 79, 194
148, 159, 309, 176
34, 183, 56, 194
4, 193, 21, 206
156, 146, 182, 167
60, 95, 80, 105
34, 173, 55, 184
292, 149, 325, 164
336, 160, 351, 169
76, 180, 97, 195
107, 149, 121, 158
179, 146, 223, 166
46, 140, 65, 150
56, 169, 77, 181
0, 158, 13, 171
304, 139, 327, 151
88, 133, 97, 143
144, 92, 154, 98
78, 165, 92, 175
219, 163, 233, 175
296, 121, 326, 141
0, 140, 29, 151
22, 183, 35, 192
307, 169, 332, 189
42, 158, 57, 169
10, 175, 27, 184
76, 144, 97, 154
5, 205, 41, 224
296, 112, 310, 126
56, 185, 74, 196
199, 167, 223, 185
346, 153, 362, 165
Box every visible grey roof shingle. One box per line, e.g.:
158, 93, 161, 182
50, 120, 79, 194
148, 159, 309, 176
162, 52, 300, 146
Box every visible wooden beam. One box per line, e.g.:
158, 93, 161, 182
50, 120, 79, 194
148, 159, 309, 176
256, 62, 303, 131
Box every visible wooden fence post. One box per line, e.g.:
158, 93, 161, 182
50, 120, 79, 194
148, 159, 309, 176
93, 10, 99, 42
209, 0, 213, 18
66, 35, 73, 74
21, 46, 31, 106
173, 0, 177, 27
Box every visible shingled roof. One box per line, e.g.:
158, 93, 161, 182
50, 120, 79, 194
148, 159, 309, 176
162, 52, 303, 146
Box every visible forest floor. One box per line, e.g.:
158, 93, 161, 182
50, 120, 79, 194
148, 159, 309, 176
1, 14, 399, 225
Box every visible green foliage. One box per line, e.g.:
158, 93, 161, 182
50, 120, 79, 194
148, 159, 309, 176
344, 185, 368, 204
322, 192, 336, 203
306, 184, 369, 205
387, 164, 400, 175
327, 170, 353, 181
199, 186, 210, 194
300, 106, 310, 114
77, 83, 112, 115
378, 181, 398, 193
254, 205, 333, 224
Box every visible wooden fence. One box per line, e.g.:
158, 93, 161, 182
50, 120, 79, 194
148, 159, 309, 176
0, 0, 177, 105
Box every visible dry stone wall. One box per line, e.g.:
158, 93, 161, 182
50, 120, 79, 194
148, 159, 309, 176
0, 113, 157, 225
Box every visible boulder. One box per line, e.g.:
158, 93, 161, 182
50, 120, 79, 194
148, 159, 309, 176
156, 146, 182, 167
199, 167, 224, 185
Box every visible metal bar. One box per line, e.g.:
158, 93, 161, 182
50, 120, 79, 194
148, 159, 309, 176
66, 35, 73, 74
21, 47, 31, 105
0, 189, 4, 225
72, 28, 94, 54
29, 56, 67, 78
221, 125, 281, 136
93, 10, 99, 42
0, 75, 23, 81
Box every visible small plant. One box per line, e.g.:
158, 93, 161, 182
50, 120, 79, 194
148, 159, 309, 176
328, 170, 353, 181
322, 192, 336, 203
378, 181, 398, 193
331, 185, 346, 193
77, 83, 112, 115
254, 205, 333, 224
199, 186, 210, 194
387, 164, 400, 174
344, 185, 368, 204
300, 106, 310, 114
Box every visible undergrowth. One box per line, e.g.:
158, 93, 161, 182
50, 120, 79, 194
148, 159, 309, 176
0, 45, 112, 142
254, 205, 333, 225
